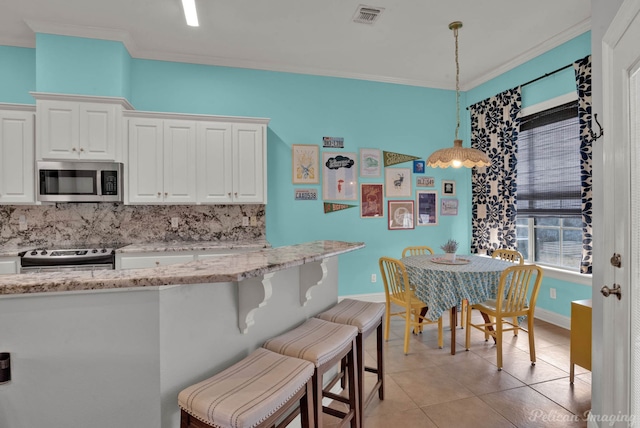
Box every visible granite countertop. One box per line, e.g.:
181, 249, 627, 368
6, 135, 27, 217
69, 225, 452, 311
0, 240, 365, 295
0, 239, 271, 257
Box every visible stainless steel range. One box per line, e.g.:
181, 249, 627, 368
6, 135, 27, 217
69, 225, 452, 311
19, 245, 117, 273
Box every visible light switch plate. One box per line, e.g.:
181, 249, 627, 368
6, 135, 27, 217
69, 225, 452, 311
250, 216, 258, 226
171, 217, 179, 229
242, 216, 249, 227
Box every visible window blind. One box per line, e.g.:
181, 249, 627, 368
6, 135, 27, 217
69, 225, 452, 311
516, 100, 581, 217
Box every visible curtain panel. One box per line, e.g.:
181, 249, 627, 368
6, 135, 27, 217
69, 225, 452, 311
573, 55, 593, 274
470, 87, 522, 255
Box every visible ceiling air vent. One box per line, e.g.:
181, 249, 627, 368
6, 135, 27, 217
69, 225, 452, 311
352, 5, 384, 25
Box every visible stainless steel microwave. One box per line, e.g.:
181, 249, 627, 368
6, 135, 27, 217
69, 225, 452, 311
37, 161, 123, 203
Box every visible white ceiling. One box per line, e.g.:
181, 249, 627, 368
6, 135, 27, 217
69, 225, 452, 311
1, 0, 591, 90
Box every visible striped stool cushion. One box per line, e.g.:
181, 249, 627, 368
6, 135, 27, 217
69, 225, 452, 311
178, 348, 314, 428
315, 299, 385, 334
263, 318, 358, 367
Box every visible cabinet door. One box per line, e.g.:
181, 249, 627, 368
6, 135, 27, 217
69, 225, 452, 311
0, 258, 20, 275
128, 118, 164, 204
0, 110, 35, 204
196, 122, 233, 204
38, 100, 80, 159
79, 103, 117, 160
118, 254, 194, 270
233, 123, 266, 203
164, 120, 197, 203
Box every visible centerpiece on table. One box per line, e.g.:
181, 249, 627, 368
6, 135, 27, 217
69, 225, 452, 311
440, 239, 459, 262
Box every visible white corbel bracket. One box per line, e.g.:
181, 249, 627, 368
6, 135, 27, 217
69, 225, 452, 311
299, 259, 327, 306
238, 273, 274, 334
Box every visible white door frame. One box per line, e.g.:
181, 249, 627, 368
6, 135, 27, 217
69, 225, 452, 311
595, 0, 640, 425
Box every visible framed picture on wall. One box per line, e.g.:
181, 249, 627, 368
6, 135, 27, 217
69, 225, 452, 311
292, 144, 319, 184
322, 152, 358, 200
384, 167, 411, 197
388, 200, 414, 230
416, 191, 438, 226
360, 183, 384, 218
441, 198, 459, 216
442, 180, 456, 196
359, 148, 382, 177
413, 160, 426, 174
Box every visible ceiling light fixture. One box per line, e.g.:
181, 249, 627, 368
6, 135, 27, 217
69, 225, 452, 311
426, 21, 490, 169
181, 0, 199, 27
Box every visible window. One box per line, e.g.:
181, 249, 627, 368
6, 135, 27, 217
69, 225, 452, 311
516, 98, 582, 271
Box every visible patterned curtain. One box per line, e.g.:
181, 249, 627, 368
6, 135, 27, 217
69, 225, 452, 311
470, 87, 522, 255
573, 55, 593, 274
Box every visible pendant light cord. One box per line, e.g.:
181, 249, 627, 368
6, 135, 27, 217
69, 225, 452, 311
454, 25, 460, 141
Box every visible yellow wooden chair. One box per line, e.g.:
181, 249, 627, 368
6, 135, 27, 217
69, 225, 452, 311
491, 248, 525, 336
465, 264, 543, 370
492, 248, 525, 265
401, 245, 434, 258
402, 245, 464, 331
379, 256, 443, 354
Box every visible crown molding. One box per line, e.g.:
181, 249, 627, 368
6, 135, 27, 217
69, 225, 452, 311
462, 18, 591, 91
13, 18, 590, 91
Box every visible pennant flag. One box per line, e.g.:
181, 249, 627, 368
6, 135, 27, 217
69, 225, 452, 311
324, 202, 357, 213
383, 151, 421, 167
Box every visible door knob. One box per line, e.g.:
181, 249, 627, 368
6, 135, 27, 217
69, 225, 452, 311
600, 284, 622, 300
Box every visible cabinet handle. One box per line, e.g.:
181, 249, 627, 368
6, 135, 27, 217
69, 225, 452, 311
164, 192, 168, 197
155, 261, 160, 266
72, 147, 77, 152
157, 192, 161, 197
234, 192, 238, 197
228, 192, 231, 196
79, 148, 84, 152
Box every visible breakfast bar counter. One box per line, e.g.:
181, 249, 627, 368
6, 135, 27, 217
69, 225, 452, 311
0, 240, 364, 428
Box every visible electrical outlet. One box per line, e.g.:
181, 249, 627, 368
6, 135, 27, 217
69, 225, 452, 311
371, 273, 377, 283
171, 217, 179, 229
250, 216, 258, 226
550, 288, 557, 299
242, 216, 249, 227
19, 215, 27, 231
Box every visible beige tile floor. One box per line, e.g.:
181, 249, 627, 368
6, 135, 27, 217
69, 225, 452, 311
324, 307, 592, 428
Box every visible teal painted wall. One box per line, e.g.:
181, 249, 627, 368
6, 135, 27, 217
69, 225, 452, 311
0, 30, 592, 314
0, 46, 35, 104
35, 34, 131, 98
130, 60, 474, 296
466, 31, 593, 318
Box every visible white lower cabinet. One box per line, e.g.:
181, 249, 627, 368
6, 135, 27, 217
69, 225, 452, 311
116, 248, 254, 270
0, 257, 20, 275
0, 107, 35, 204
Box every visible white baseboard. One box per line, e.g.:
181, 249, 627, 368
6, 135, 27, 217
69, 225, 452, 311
534, 307, 571, 330
339, 294, 571, 330
339, 292, 385, 303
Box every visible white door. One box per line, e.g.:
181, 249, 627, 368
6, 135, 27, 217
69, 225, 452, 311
79, 103, 116, 160
0, 110, 34, 203
598, 0, 640, 424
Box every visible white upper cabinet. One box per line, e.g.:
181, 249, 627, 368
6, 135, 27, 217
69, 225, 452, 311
33, 93, 132, 161
0, 106, 35, 204
127, 117, 197, 204
127, 111, 268, 205
197, 121, 266, 204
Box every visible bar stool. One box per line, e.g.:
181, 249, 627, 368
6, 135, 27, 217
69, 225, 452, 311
263, 318, 360, 428
178, 347, 315, 428
315, 299, 385, 421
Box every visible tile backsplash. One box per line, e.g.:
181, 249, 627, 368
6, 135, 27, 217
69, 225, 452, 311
0, 204, 266, 248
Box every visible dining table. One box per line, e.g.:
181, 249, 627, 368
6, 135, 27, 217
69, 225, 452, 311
401, 253, 514, 355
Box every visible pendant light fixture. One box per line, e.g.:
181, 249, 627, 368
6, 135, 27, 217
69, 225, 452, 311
426, 21, 491, 169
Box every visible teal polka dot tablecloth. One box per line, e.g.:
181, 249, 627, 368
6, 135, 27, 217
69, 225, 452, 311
402, 254, 514, 322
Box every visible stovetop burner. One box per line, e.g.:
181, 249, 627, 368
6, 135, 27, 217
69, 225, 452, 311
18, 244, 125, 270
